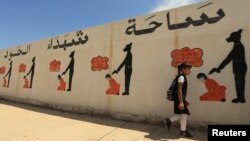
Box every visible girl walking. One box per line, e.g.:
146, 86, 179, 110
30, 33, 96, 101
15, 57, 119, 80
164, 62, 193, 138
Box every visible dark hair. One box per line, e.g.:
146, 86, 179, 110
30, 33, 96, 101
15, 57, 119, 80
197, 73, 207, 79
177, 62, 192, 75
105, 74, 111, 78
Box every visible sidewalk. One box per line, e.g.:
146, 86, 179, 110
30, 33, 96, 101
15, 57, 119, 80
0, 100, 207, 141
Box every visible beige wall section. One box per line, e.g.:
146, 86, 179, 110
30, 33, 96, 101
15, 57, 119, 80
0, 0, 250, 125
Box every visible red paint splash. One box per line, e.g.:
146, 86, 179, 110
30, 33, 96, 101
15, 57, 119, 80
0, 66, 6, 74
50, 60, 61, 72
91, 56, 109, 71
19, 63, 26, 73
171, 47, 203, 67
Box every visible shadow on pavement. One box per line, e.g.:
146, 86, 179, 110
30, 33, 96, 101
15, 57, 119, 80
0, 100, 207, 141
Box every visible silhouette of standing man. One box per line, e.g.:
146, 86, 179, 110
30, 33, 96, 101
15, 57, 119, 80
5, 60, 12, 88
113, 42, 133, 95
62, 51, 75, 92
26, 57, 36, 88
209, 29, 247, 103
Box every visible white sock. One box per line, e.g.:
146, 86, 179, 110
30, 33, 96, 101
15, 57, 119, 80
180, 114, 187, 131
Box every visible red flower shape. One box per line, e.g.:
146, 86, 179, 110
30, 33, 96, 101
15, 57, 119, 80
0, 66, 6, 74
171, 47, 203, 67
91, 56, 109, 71
50, 60, 61, 72
19, 63, 26, 73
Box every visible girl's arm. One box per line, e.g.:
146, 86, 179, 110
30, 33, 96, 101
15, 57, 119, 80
178, 82, 184, 110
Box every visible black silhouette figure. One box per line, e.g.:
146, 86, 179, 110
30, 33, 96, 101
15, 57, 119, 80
62, 51, 75, 91
26, 57, 36, 88
5, 60, 12, 88
113, 42, 133, 95
209, 29, 247, 103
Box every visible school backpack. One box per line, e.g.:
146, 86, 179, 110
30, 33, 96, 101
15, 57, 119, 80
166, 75, 179, 101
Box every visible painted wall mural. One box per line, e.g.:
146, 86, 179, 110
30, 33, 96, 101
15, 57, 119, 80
49, 60, 66, 91
2, 77, 7, 87
166, 8, 225, 30
4, 44, 31, 59
4, 60, 12, 88
57, 75, 66, 91
0, 66, 5, 74
209, 29, 247, 103
50, 60, 61, 72
126, 16, 162, 35
25, 57, 36, 89
19, 63, 26, 73
47, 30, 88, 51
0, 0, 249, 125
197, 73, 226, 102
91, 56, 109, 71
105, 74, 120, 95
61, 51, 75, 92
23, 76, 29, 89
112, 42, 133, 95
171, 47, 203, 68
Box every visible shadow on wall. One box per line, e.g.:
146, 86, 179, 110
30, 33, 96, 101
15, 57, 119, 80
0, 100, 206, 141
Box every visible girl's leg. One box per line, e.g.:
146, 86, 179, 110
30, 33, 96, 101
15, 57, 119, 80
164, 114, 180, 130
170, 114, 181, 122
180, 114, 193, 138
180, 114, 187, 131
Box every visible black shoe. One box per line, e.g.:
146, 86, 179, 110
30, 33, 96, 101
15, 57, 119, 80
180, 131, 194, 138
163, 118, 171, 130
122, 92, 129, 95
232, 98, 245, 103
240, 99, 246, 103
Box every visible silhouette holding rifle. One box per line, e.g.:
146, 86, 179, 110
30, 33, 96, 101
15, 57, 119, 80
209, 29, 247, 103
62, 51, 75, 92
112, 43, 133, 95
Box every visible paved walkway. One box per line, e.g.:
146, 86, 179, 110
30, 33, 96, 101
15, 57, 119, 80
0, 100, 207, 141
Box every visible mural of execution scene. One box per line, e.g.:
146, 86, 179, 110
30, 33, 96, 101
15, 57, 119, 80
24, 57, 36, 89
105, 74, 120, 95
4, 60, 13, 88
57, 75, 66, 91
90, 56, 120, 95
1, 45, 31, 89
197, 73, 226, 102
112, 42, 133, 95
19, 63, 28, 89
1, 66, 7, 87
49, 59, 66, 91
209, 29, 247, 103
61, 51, 75, 92
23, 76, 29, 88
2, 76, 7, 87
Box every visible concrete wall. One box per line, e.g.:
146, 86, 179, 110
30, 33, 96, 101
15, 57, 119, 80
1, 0, 249, 125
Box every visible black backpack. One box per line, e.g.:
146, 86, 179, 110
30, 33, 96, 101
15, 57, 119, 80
166, 75, 179, 101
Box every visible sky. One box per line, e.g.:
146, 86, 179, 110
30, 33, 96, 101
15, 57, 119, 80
0, 0, 204, 49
